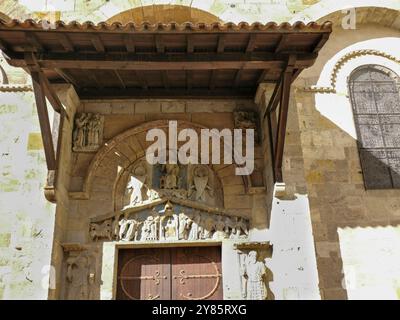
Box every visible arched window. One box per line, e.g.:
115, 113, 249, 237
349, 65, 400, 189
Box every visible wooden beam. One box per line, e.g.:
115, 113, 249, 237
40, 73, 63, 113
31, 71, 56, 170
274, 55, 296, 182
267, 111, 277, 177
25, 33, 44, 51
54, 68, 79, 88
0, 38, 9, 52
58, 34, 74, 52
186, 70, 193, 90
275, 34, 288, 53
78, 87, 255, 99
114, 70, 126, 89
91, 35, 105, 52
161, 71, 169, 90
245, 34, 257, 53
217, 35, 226, 53
25, 52, 63, 113
186, 35, 194, 53
257, 69, 268, 84
9, 52, 318, 70
264, 80, 282, 116
313, 33, 330, 53
155, 35, 165, 53
234, 69, 243, 88
123, 35, 135, 53
133, 70, 148, 90
87, 72, 103, 88
209, 69, 217, 90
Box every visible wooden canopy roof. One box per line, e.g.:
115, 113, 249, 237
0, 19, 332, 192
0, 19, 332, 99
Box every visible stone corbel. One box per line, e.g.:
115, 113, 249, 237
234, 241, 273, 254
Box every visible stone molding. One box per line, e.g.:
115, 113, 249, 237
303, 49, 400, 93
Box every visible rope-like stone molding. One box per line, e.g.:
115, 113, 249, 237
303, 49, 400, 94
0, 84, 32, 92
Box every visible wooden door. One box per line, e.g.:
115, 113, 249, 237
117, 248, 171, 300
116, 246, 222, 300
171, 247, 222, 300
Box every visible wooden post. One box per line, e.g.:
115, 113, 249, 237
31, 71, 56, 170
274, 55, 296, 182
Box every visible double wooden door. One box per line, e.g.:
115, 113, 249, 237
116, 246, 223, 300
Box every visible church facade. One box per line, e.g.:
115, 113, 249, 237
0, 0, 399, 300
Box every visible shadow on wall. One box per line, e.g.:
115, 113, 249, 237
296, 63, 400, 299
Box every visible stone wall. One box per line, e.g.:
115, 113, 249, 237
0, 69, 55, 299
293, 22, 400, 299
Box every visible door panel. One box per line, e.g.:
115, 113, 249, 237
117, 248, 171, 300
171, 247, 223, 300
116, 246, 222, 300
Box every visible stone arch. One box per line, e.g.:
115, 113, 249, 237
106, 4, 222, 24
309, 38, 400, 138
71, 120, 246, 208
290, 0, 400, 24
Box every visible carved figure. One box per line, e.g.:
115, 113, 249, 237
188, 214, 201, 241
66, 252, 95, 300
202, 217, 215, 239
126, 164, 148, 207
188, 165, 213, 201
118, 215, 130, 240
72, 113, 103, 152
123, 219, 142, 241
240, 251, 268, 300
141, 215, 158, 241
160, 164, 180, 189
178, 212, 192, 240
212, 216, 228, 240
160, 202, 178, 240
89, 219, 112, 241
73, 113, 88, 149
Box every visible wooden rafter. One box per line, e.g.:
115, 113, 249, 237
186, 35, 194, 53
234, 69, 243, 88
133, 70, 148, 89
275, 34, 288, 53
245, 34, 257, 53
123, 35, 135, 53
217, 35, 226, 53
114, 70, 126, 89
58, 33, 74, 52
155, 35, 165, 53
186, 70, 193, 90
91, 35, 105, 52
209, 70, 217, 90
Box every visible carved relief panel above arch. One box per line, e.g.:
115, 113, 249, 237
113, 157, 224, 212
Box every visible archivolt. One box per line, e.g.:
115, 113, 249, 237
304, 49, 400, 93
69, 120, 244, 201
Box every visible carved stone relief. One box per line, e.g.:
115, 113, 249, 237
64, 249, 97, 300
72, 113, 104, 152
235, 243, 273, 300
116, 159, 223, 210
234, 111, 259, 142
188, 165, 214, 202
90, 201, 249, 243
